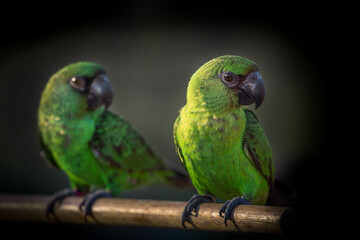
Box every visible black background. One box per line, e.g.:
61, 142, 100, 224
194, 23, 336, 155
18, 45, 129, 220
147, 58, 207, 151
0, 1, 349, 239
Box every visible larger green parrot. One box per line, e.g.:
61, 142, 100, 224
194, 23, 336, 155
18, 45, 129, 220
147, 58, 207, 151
39, 62, 188, 220
174, 55, 276, 227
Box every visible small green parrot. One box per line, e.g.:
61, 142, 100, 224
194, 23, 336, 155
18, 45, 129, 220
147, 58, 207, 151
174, 55, 276, 227
39, 62, 188, 220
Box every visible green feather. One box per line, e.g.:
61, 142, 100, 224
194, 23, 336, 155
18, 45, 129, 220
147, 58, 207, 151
39, 62, 180, 196
174, 55, 274, 204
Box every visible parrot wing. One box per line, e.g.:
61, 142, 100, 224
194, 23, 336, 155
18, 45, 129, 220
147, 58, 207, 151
90, 111, 166, 172
173, 115, 187, 172
38, 130, 60, 169
243, 109, 274, 188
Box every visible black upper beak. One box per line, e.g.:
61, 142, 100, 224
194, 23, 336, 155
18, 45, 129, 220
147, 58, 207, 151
87, 73, 114, 110
237, 71, 265, 109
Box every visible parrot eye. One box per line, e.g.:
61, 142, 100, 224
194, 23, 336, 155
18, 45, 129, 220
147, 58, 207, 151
219, 71, 238, 87
223, 73, 233, 82
69, 76, 87, 92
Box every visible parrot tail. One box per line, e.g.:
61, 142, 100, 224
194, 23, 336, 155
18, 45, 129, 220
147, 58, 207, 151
267, 178, 298, 207
166, 168, 193, 188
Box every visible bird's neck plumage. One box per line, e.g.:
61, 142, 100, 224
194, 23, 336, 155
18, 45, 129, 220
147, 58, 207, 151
38, 97, 105, 157
185, 94, 232, 115
181, 74, 247, 150
185, 77, 236, 115
181, 89, 247, 147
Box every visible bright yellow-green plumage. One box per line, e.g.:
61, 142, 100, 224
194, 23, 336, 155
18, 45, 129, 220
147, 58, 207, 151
174, 55, 273, 204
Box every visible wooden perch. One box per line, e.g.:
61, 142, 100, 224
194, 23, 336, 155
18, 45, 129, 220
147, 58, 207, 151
0, 194, 294, 235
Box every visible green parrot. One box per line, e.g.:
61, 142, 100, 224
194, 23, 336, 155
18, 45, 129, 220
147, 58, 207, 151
38, 62, 188, 220
174, 55, 276, 227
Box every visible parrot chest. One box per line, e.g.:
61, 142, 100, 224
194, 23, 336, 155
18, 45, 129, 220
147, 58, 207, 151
40, 115, 104, 186
178, 109, 268, 202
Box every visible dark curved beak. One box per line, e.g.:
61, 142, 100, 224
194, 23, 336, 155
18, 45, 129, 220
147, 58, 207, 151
87, 73, 114, 110
237, 71, 265, 109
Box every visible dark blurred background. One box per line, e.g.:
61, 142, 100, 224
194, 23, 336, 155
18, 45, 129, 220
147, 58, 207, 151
0, 1, 344, 239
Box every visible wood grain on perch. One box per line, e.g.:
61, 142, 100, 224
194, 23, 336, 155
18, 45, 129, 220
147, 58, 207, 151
0, 194, 294, 235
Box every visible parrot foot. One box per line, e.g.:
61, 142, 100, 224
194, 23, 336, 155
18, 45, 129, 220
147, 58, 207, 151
79, 189, 112, 222
219, 197, 251, 226
181, 193, 215, 228
46, 188, 78, 221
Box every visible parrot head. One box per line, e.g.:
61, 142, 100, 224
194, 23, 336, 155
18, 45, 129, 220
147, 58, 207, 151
187, 55, 265, 111
40, 62, 114, 118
